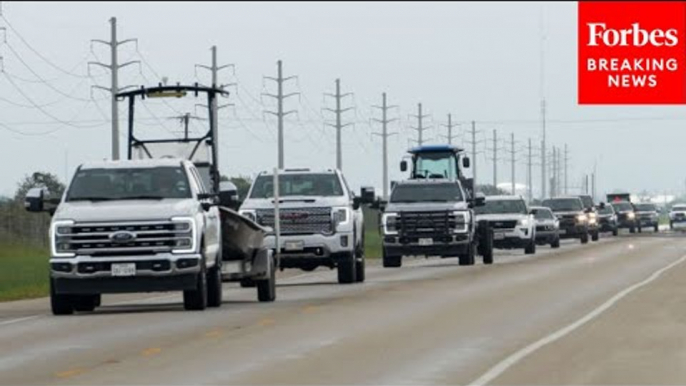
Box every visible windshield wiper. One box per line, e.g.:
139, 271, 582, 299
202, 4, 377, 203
68, 197, 113, 202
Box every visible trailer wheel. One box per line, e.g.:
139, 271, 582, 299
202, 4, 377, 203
50, 278, 74, 316
207, 261, 223, 308
481, 229, 494, 265
257, 255, 276, 302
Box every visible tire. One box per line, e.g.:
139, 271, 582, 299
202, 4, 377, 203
240, 279, 256, 288
551, 235, 561, 249
355, 229, 365, 282
382, 250, 402, 268
524, 239, 536, 255
591, 230, 599, 242
257, 255, 276, 302
630, 226, 635, 234
670, 221, 674, 230
337, 253, 357, 284
50, 278, 74, 316
184, 264, 208, 311
638, 225, 643, 233
654, 224, 659, 233
481, 230, 494, 265
72, 294, 98, 312
612, 227, 619, 236
459, 242, 476, 265
206, 261, 223, 308
580, 232, 589, 244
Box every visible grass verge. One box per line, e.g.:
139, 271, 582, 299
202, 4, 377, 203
0, 244, 49, 302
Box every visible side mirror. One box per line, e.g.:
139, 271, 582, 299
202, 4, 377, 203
400, 160, 408, 172
198, 192, 219, 211
598, 202, 606, 210
462, 157, 471, 168
218, 181, 241, 210
352, 197, 361, 210
474, 193, 486, 207
530, 209, 538, 216
24, 187, 46, 213
360, 186, 375, 204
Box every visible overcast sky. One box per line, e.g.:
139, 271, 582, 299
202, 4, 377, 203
1, 1, 686, 200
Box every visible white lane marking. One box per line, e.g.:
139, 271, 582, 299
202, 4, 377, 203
0, 315, 43, 327
468, 253, 686, 386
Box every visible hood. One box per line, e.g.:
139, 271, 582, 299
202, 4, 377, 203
54, 199, 197, 223
475, 213, 528, 221
240, 195, 349, 210
552, 211, 584, 217
384, 201, 469, 213
534, 218, 558, 225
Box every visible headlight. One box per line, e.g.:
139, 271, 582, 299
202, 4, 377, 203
382, 212, 398, 235
51, 220, 76, 258
333, 207, 350, 226
517, 218, 530, 227
171, 217, 196, 254
452, 211, 470, 233
239, 209, 256, 222
627, 212, 635, 219
576, 214, 587, 223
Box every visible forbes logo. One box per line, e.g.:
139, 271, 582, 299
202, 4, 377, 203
110, 231, 136, 244
587, 23, 678, 47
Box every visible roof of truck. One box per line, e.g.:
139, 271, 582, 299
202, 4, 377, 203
79, 158, 189, 170
258, 168, 339, 175
408, 145, 464, 154
485, 195, 525, 201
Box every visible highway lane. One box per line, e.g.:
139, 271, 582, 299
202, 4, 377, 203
0, 232, 684, 385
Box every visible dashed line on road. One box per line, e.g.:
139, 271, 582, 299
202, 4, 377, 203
54, 368, 86, 379
257, 318, 275, 327
140, 347, 162, 357
468, 253, 686, 386
0, 315, 43, 327
204, 329, 223, 338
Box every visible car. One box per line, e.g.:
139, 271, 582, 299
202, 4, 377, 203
611, 201, 640, 233
475, 195, 536, 254
577, 195, 600, 241
634, 202, 660, 233
379, 179, 492, 267
596, 203, 619, 236
531, 206, 560, 248
239, 168, 374, 284
669, 204, 686, 230
541, 196, 590, 244
25, 158, 226, 315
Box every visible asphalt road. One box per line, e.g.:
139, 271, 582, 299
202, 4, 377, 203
1, 230, 686, 385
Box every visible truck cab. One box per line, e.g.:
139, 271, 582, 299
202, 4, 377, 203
400, 145, 473, 196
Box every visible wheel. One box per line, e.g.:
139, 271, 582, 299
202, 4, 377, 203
337, 252, 357, 284
382, 250, 402, 268
257, 255, 276, 302
481, 229, 494, 265
524, 239, 536, 254
612, 227, 619, 236
654, 223, 659, 233
551, 235, 561, 249
93, 294, 101, 307
581, 232, 589, 244
670, 221, 674, 230
638, 225, 643, 233
240, 279, 256, 288
630, 226, 635, 234
459, 241, 476, 265
184, 264, 208, 311
207, 261, 223, 308
355, 229, 365, 282
50, 278, 74, 316
73, 295, 98, 312
591, 230, 599, 242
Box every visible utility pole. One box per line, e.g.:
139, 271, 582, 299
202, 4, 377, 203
168, 113, 205, 140
510, 133, 516, 195
372, 92, 398, 201
469, 121, 479, 188
527, 138, 533, 203
540, 7, 548, 201
410, 103, 430, 146
195, 45, 233, 170
324, 78, 353, 171
263, 60, 299, 169
89, 17, 139, 161
492, 129, 498, 188
564, 144, 569, 195
441, 113, 459, 144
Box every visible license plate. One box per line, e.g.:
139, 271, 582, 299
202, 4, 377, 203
418, 238, 433, 246
284, 240, 304, 251
111, 263, 136, 277
493, 232, 506, 240
558, 229, 567, 234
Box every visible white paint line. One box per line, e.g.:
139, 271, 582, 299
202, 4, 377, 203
468, 253, 686, 386
0, 315, 43, 327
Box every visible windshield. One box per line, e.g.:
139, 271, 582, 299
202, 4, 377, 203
612, 202, 634, 212
541, 198, 583, 212
390, 183, 463, 203
598, 206, 615, 215
635, 203, 656, 212
66, 167, 192, 201
414, 152, 457, 180
673, 205, 686, 211
475, 199, 527, 215
578, 196, 594, 209
533, 208, 554, 220
249, 173, 344, 198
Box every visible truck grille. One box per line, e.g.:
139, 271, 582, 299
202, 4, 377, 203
256, 207, 333, 235
488, 220, 517, 229
397, 211, 467, 236
55, 220, 193, 257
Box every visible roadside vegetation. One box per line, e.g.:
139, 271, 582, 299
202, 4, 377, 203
0, 244, 49, 301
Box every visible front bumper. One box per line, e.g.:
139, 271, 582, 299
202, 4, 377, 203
535, 230, 558, 243
50, 252, 203, 294
383, 233, 471, 257
558, 224, 587, 238
638, 217, 658, 227
491, 227, 533, 249
263, 232, 354, 267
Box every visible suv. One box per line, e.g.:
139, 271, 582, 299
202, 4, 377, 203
475, 195, 536, 254
596, 203, 619, 236
577, 195, 600, 241
634, 203, 660, 232
541, 196, 589, 244
669, 204, 686, 230
25, 159, 224, 315
239, 169, 373, 284
380, 179, 492, 267
611, 201, 640, 233
531, 206, 560, 248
